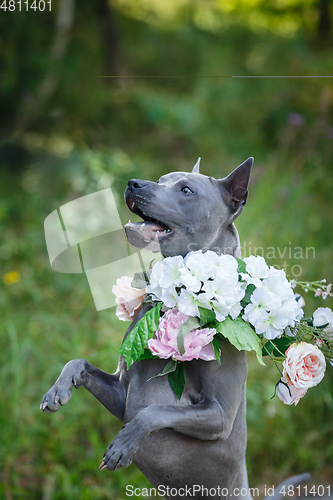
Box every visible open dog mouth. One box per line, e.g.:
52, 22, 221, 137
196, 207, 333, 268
124, 199, 173, 243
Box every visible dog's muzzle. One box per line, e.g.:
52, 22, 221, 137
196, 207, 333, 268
124, 179, 173, 250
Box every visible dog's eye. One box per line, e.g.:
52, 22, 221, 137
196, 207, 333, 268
181, 186, 193, 195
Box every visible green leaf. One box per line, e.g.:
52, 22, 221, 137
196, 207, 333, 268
119, 303, 163, 369
315, 322, 329, 330
212, 336, 221, 364
198, 306, 216, 327
168, 362, 185, 400
147, 358, 177, 381
131, 269, 152, 289
177, 317, 200, 355
216, 317, 265, 366
262, 337, 293, 358
137, 349, 155, 362
241, 284, 256, 307
161, 359, 178, 374
236, 257, 246, 274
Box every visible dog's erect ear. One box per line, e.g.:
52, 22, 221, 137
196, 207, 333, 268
191, 157, 201, 174
219, 157, 253, 210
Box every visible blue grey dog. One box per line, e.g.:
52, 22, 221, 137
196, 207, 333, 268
41, 158, 309, 499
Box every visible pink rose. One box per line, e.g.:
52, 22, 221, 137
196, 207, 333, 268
283, 342, 326, 390
112, 276, 146, 322
277, 376, 308, 406
148, 308, 216, 362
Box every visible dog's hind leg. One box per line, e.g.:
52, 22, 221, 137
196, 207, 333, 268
40, 356, 128, 421
100, 398, 233, 471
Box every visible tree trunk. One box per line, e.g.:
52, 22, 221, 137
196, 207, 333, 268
316, 0, 331, 43
96, 0, 126, 79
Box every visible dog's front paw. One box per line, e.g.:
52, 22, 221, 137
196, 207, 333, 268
99, 423, 145, 471
40, 383, 73, 413
40, 359, 86, 413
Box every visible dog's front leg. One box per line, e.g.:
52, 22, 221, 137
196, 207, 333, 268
100, 398, 224, 470
40, 357, 128, 421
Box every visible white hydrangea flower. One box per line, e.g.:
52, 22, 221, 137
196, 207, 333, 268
279, 298, 304, 325
147, 255, 185, 306
251, 287, 282, 310
228, 302, 243, 320
213, 254, 239, 278
149, 255, 184, 289
240, 273, 263, 288
203, 273, 245, 321
243, 288, 281, 332
177, 289, 211, 317
211, 300, 231, 322
146, 251, 304, 341
254, 309, 291, 340
148, 260, 164, 289
243, 255, 270, 279
181, 250, 220, 291
146, 283, 178, 308
240, 255, 270, 288
179, 267, 203, 293
243, 302, 269, 327
262, 270, 293, 299
242, 265, 304, 339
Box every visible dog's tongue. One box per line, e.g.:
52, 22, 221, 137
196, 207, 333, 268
124, 220, 171, 251
124, 220, 167, 242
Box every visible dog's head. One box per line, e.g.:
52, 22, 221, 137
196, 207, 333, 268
124, 157, 253, 257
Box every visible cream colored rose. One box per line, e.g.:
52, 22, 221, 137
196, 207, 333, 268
112, 276, 147, 322
283, 342, 326, 390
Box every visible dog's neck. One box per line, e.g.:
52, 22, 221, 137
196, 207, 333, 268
210, 222, 241, 259
166, 223, 241, 260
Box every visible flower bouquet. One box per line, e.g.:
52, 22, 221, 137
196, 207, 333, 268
113, 251, 333, 403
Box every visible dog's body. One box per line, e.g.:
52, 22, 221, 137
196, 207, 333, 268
41, 158, 308, 499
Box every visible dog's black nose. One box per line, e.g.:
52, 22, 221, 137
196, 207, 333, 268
127, 179, 147, 191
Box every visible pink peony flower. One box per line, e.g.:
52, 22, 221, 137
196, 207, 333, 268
277, 376, 307, 406
282, 342, 326, 390
112, 276, 147, 322
147, 308, 216, 362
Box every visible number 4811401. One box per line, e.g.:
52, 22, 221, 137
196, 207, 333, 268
0, 0, 51, 11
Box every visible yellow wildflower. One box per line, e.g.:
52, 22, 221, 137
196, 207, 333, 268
3, 271, 21, 285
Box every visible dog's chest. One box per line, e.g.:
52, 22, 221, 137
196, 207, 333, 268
124, 359, 201, 422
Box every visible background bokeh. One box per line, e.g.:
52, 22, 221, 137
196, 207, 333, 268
1, 0, 333, 498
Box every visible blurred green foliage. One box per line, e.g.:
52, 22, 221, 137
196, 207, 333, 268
0, 0, 333, 498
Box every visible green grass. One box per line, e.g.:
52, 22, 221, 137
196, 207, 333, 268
1, 144, 332, 498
